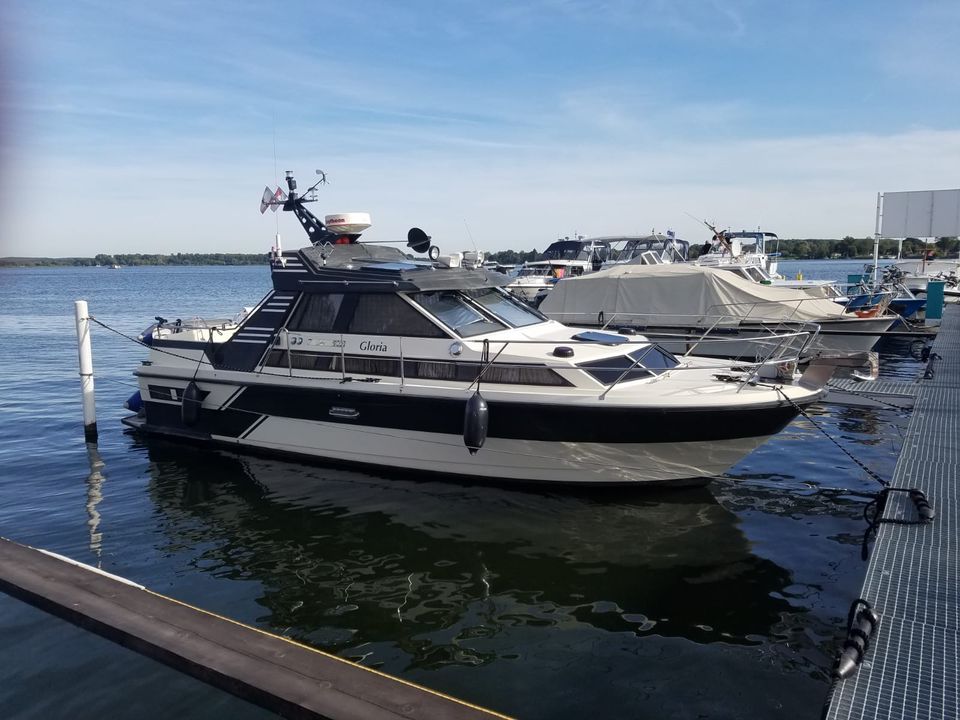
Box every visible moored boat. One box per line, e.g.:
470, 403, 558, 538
505, 236, 610, 304
540, 263, 896, 357
121, 172, 835, 486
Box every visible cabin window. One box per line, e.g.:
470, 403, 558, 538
405, 359, 570, 386
287, 294, 344, 332
578, 346, 679, 384
346, 294, 448, 337
629, 346, 679, 374
263, 350, 570, 385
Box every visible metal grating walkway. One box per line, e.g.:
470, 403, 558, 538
825, 305, 960, 720
827, 378, 921, 398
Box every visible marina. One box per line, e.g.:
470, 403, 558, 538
0, 240, 956, 718
4, 4, 960, 717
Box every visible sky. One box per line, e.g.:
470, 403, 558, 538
1, 0, 959, 257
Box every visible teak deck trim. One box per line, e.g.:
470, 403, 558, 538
0, 537, 511, 720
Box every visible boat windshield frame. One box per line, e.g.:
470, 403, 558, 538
517, 266, 552, 277
409, 287, 547, 337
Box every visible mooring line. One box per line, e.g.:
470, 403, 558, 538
774, 386, 889, 487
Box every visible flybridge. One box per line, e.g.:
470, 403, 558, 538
260, 170, 511, 294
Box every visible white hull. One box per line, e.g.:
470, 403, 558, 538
813, 317, 898, 352
126, 413, 772, 485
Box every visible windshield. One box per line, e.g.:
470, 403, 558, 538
518, 266, 550, 277
464, 288, 545, 327
411, 291, 505, 337
411, 288, 546, 336
542, 241, 584, 260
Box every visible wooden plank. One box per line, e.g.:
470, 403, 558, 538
0, 537, 510, 720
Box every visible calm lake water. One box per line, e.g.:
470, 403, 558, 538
0, 261, 923, 719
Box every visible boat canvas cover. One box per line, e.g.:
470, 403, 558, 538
540, 263, 847, 325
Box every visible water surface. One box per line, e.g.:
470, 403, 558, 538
0, 264, 922, 719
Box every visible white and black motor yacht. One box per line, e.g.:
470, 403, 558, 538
122, 172, 835, 485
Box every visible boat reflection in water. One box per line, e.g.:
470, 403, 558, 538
142, 437, 809, 641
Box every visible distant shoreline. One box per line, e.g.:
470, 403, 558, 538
0, 253, 269, 268
0, 254, 935, 268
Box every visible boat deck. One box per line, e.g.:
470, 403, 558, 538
825, 305, 960, 720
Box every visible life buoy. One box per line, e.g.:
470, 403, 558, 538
855, 307, 879, 318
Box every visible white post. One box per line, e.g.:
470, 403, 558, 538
872, 192, 882, 288
74, 300, 98, 442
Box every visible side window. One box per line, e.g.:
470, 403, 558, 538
346, 294, 448, 337
287, 294, 344, 332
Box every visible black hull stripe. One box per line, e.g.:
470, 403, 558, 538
240, 414, 268, 439
142, 383, 804, 443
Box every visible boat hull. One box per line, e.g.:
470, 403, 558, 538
123, 412, 776, 485
124, 376, 810, 485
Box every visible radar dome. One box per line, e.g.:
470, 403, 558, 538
325, 212, 372, 234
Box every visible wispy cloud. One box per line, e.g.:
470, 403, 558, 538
2, 0, 959, 256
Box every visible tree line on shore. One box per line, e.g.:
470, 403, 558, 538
486, 236, 959, 264
734, 236, 959, 261
0, 252, 269, 267
2, 236, 957, 267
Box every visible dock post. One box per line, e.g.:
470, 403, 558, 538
74, 300, 98, 442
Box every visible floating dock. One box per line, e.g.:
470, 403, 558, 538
0, 537, 511, 720
826, 377, 919, 410
825, 304, 960, 719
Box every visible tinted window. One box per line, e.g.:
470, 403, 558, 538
464, 288, 544, 328
630, 346, 679, 373
578, 346, 678, 385
347, 294, 447, 337
411, 291, 505, 337
265, 350, 570, 385
288, 294, 343, 332
578, 355, 652, 384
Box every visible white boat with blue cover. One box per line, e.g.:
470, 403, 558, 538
121, 172, 834, 486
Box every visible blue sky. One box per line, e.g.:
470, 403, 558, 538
2, 0, 959, 256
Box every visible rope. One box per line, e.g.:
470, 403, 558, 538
88, 315, 216, 365
92, 375, 141, 390
86, 315, 379, 384
774, 386, 888, 487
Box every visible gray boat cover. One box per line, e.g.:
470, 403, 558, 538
540, 263, 848, 325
